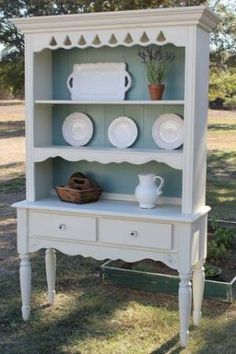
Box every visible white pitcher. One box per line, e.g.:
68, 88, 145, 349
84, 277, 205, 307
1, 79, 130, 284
135, 174, 164, 209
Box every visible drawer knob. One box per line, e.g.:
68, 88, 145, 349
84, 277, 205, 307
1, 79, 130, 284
59, 224, 66, 231
130, 230, 138, 237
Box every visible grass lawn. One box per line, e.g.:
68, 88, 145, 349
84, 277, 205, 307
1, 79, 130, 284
207, 110, 236, 220
1, 250, 236, 354
0, 105, 235, 353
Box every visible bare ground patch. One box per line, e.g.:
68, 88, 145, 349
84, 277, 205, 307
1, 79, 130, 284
0, 105, 25, 276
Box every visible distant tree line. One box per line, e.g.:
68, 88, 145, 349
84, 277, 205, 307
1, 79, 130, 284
0, 0, 235, 108
209, 1, 236, 109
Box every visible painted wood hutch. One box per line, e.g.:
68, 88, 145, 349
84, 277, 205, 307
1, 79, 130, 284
12, 6, 218, 347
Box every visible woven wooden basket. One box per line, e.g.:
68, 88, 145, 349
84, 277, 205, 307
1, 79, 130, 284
55, 185, 103, 204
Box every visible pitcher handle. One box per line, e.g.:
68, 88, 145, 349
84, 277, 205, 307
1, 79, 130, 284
124, 71, 132, 92
66, 73, 74, 93
155, 176, 164, 194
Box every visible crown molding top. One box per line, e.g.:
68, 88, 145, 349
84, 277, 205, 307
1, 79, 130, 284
12, 6, 219, 34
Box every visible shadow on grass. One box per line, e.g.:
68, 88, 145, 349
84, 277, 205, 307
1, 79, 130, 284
149, 333, 182, 354
208, 123, 236, 131
207, 150, 236, 220
194, 319, 236, 354
0, 176, 25, 192
0, 121, 25, 138
0, 253, 142, 353
152, 317, 236, 354
207, 151, 236, 179
1, 162, 24, 169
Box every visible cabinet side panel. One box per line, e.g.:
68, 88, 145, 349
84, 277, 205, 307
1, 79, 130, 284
182, 27, 210, 214
17, 209, 28, 254
192, 28, 210, 212
35, 160, 53, 199
24, 34, 35, 201
34, 50, 52, 100
34, 106, 52, 146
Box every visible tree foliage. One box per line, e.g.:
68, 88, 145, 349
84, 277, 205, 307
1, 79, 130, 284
209, 0, 236, 69
208, 0, 236, 108
209, 71, 236, 101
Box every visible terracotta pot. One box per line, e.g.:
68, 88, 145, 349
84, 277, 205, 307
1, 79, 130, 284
148, 84, 165, 100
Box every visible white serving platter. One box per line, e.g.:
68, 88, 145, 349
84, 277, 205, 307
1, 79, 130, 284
62, 112, 93, 147
67, 63, 132, 101
108, 116, 138, 149
152, 113, 184, 150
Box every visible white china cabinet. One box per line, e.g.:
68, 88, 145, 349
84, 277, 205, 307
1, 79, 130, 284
12, 6, 218, 347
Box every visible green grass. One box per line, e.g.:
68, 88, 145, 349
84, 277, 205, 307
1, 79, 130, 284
207, 150, 236, 220
0, 249, 235, 354
0, 174, 25, 192
207, 111, 236, 221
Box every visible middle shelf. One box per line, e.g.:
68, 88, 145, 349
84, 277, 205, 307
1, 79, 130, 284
33, 146, 183, 169
34, 100, 185, 105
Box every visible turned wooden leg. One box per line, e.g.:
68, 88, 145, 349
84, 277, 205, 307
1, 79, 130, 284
192, 260, 205, 326
20, 254, 31, 321
45, 248, 56, 305
178, 272, 192, 347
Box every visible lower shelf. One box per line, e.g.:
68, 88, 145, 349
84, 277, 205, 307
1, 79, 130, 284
101, 260, 236, 303
13, 197, 210, 222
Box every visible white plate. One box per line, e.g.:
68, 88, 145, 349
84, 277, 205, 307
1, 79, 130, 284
152, 113, 184, 150
108, 116, 138, 149
62, 112, 93, 147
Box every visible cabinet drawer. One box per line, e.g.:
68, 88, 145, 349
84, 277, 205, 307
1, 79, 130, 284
99, 218, 172, 250
29, 211, 96, 242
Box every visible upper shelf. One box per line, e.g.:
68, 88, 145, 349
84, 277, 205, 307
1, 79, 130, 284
34, 100, 185, 105
33, 146, 183, 170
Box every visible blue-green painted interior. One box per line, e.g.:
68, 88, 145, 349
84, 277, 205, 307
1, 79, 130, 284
52, 104, 184, 148
53, 159, 182, 198
48, 44, 185, 198
52, 45, 185, 100
52, 104, 183, 197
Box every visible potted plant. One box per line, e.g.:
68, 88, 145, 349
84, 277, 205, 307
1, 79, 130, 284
138, 46, 175, 100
